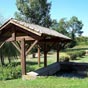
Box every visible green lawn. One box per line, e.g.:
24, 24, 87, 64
0, 77, 88, 88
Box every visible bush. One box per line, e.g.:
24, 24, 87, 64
67, 50, 86, 60
63, 57, 70, 62
67, 52, 77, 60
60, 53, 70, 62
0, 63, 21, 80
0, 62, 36, 80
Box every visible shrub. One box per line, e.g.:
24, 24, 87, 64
67, 50, 86, 60
0, 62, 36, 80
0, 63, 22, 80
67, 52, 77, 60
60, 53, 70, 62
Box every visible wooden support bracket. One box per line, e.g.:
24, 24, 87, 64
0, 42, 5, 48
38, 45, 40, 67
26, 40, 38, 55
11, 42, 21, 53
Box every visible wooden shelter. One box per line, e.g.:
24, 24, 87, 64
0, 18, 71, 77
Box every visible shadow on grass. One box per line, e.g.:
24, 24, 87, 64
5, 61, 44, 67
54, 71, 87, 79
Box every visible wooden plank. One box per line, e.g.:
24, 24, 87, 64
26, 40, 38, 55
21, 38, 26, 75
11, 42, 21, 53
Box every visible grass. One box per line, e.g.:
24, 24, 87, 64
0, 76, 88, 88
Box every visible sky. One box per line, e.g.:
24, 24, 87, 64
0, 0, 88, 36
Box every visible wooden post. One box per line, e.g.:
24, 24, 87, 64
57, 44, 59, 62
21, 38, 26, 75
38, 45, 40, 67
57, 49, 59, 62
44, 43, 47, 67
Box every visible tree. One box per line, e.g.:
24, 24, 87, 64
0, 16, 19, 65
57, 18, 69, 36
51, 18, 69, 36
67, 16, 83, 47
15, 0, 52, 28
68, 16, 83, 39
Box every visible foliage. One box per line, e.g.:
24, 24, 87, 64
67, 16, 83, 47
60, 50, 86, 61
0, 61, 36, 80
76, 36, 88, 45
15, 0, 52, 28
1, 42, 19, 58
0, 64, 21, 80
68, 16, 83, 39
59, 52, 70, 62
67, 50, 86, 60
0, 42, 19, 65
51, 19, 69, 36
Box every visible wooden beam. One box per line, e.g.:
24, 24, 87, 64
15, 36, 35, 41
11, 42, 21, 53
0, 36, 35, 42
21, 38, 26, 75
26, 40, 38, 55
44, 43, 47, 67
38, 45, 40, 67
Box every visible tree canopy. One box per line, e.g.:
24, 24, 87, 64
51, 18, 69, 36
68, 16, 83, 39
15, 0, 52, 27
51, 16, 83, 47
